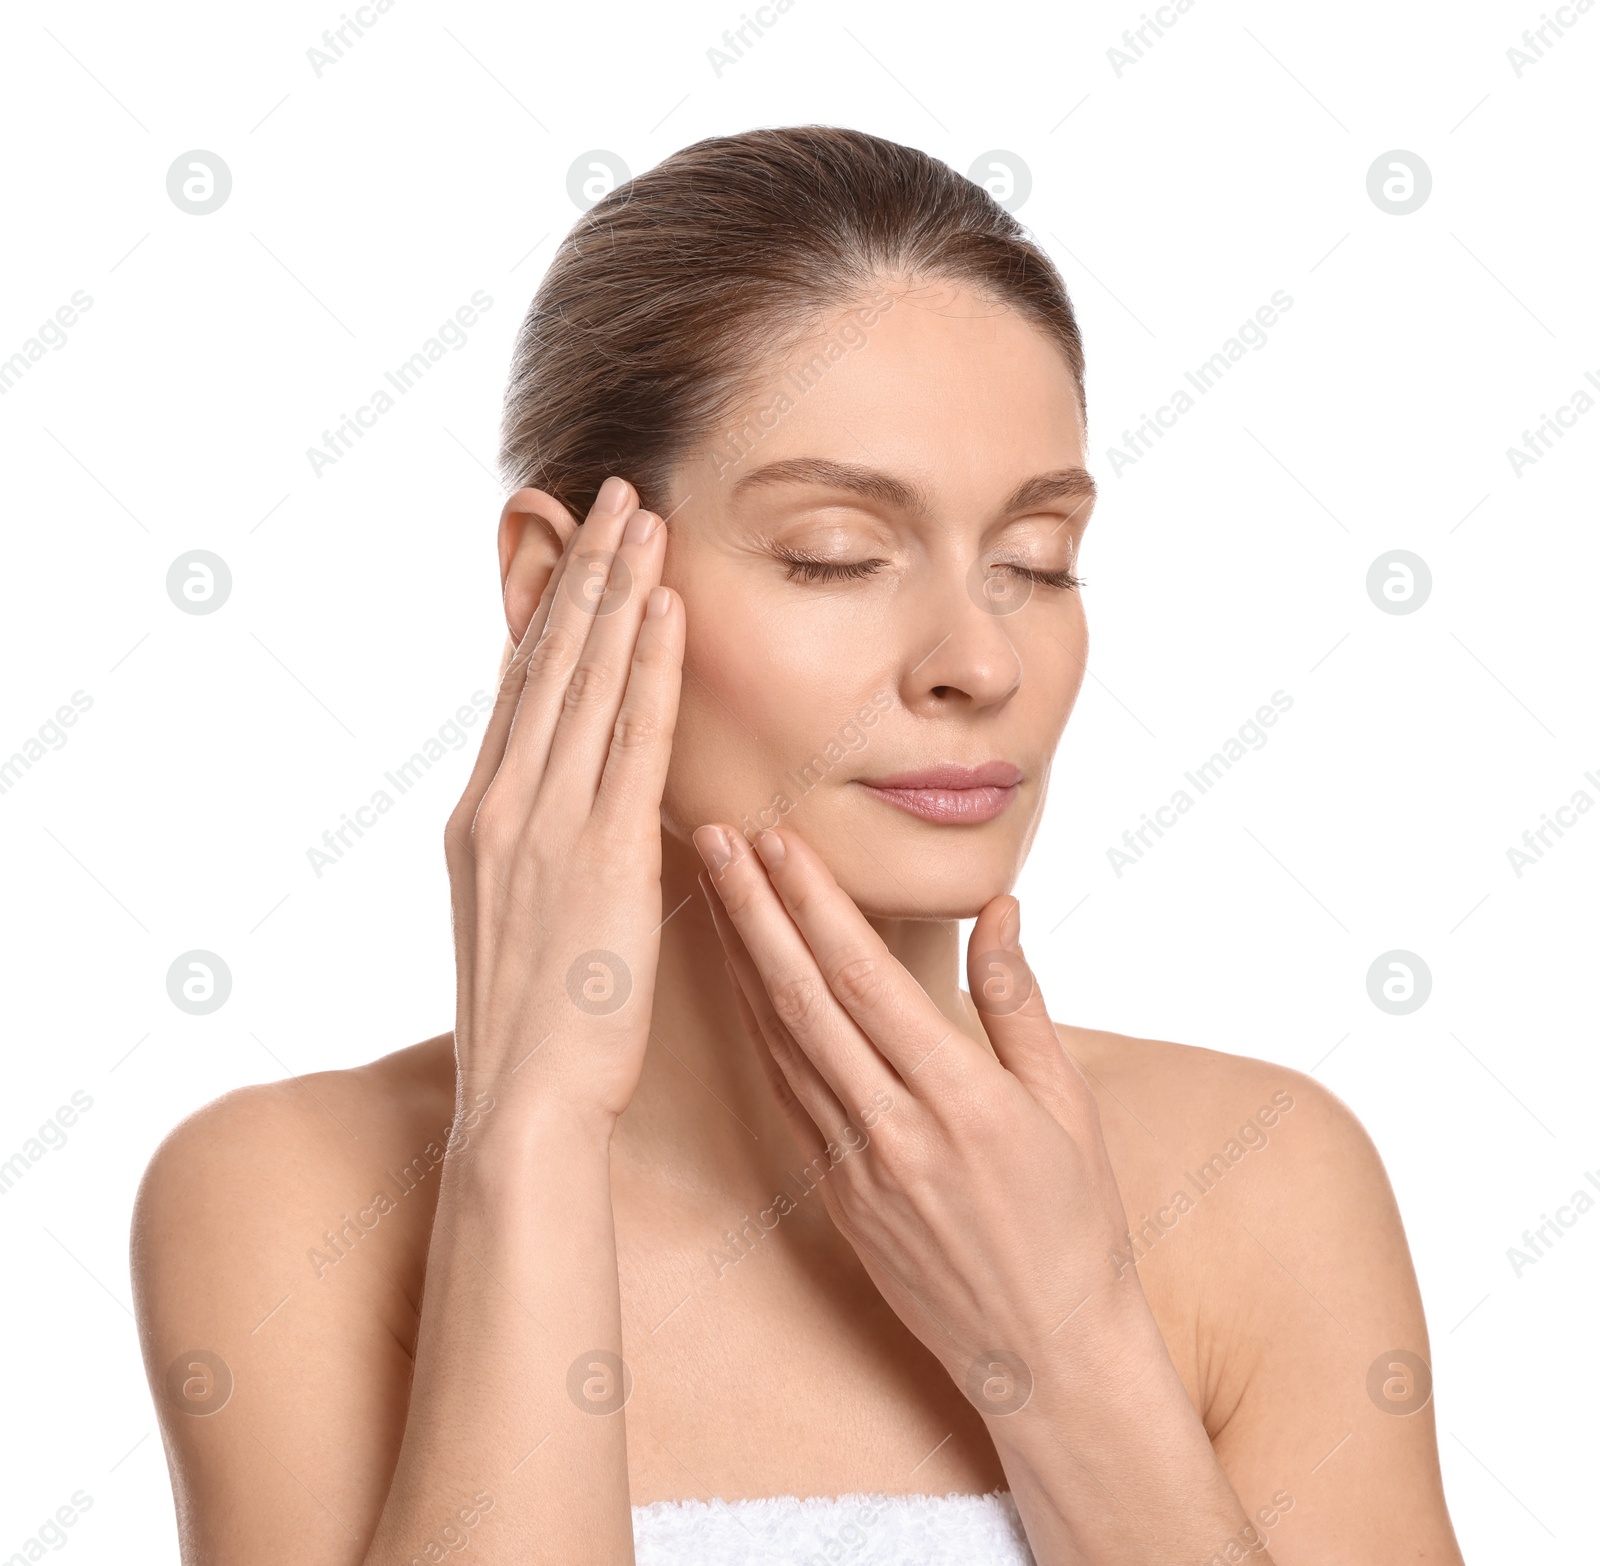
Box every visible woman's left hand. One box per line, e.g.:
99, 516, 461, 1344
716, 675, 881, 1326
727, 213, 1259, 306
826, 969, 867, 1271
693, 820, 1283, 1565
691, 818, 1147, 1414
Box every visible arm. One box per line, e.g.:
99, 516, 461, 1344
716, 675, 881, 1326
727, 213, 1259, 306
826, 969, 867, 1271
973, 1057, 1463, 1565
694, 821, 1462, 1565
132, 476, 685, 1565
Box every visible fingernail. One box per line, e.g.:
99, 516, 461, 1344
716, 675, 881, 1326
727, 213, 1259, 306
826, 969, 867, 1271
646, 584, 671, 618
694, 824, 731, 873
624, 508, 660, 545
1000, 898, 1022, 951
596, 476, 631, 514
755, 830, 786, 870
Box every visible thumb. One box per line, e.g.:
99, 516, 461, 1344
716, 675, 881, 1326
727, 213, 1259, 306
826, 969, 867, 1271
966, 896, 1090, 1124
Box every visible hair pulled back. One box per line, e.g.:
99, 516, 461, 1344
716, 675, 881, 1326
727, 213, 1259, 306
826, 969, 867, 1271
498, 126, 1086, 517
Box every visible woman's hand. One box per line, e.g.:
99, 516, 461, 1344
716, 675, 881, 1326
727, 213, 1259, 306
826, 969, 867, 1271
693, 819, 1265, 1565
354, 479, 683, 1565
691, 820, 1139, 1394
444, 476, 683, 1133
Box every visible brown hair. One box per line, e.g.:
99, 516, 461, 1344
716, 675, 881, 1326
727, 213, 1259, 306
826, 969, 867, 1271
498, 125, 1086, 517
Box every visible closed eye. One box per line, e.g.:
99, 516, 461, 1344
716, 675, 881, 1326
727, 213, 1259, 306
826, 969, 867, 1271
1005, 564, 1084, 590
775, 546, 888, 583
776, 546, 1082, 591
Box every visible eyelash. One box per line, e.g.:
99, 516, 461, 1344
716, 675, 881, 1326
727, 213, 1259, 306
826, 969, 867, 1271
777, 549, 1083, 591
781, 555, 883, 582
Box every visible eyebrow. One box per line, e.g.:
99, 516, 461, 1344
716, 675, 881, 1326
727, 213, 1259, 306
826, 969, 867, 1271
730, 456, 1097, 522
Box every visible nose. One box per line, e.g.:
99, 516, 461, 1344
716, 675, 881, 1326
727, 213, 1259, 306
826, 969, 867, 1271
898, 573, 1025, 712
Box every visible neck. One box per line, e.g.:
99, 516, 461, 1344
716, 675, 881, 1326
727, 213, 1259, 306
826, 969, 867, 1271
610, 829, 977, 1191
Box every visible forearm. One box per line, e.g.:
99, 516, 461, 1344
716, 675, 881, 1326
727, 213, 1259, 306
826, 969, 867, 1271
986, 1292, 1265, 1566
361, 1106, 632, 1566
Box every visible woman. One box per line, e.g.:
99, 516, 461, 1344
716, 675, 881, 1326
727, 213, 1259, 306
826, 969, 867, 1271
131, 127, 1462, 1564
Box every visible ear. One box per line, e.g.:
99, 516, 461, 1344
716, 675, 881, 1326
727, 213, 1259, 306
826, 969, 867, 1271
497, 487, 580, 645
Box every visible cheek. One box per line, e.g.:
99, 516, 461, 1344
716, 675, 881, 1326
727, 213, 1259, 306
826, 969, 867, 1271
659, 595, 803, 834
1015, 601, 1087, 725
659, 586, 884, 836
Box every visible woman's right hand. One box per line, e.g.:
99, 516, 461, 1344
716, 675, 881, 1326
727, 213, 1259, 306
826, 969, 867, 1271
133, 476, 682, 1566
443, 475, 683, 1134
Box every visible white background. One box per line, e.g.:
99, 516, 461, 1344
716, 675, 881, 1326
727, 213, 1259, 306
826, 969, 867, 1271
1, 0, 1595, 1557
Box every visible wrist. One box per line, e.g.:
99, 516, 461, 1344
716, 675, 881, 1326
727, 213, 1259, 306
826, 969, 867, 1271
971, 1275, 1176, 1439
978, 1293, 1218, 1492
443, 1089, 617, 1191
980, 1318, 1245, 1566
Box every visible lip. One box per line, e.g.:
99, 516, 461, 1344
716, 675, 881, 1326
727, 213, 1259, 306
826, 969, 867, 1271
855, 761, 1023, 825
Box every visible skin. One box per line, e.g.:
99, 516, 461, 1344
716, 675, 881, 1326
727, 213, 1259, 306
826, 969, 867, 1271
130, 278, 1463, 1564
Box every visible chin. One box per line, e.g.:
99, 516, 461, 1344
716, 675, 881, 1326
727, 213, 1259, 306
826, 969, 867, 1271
838, 882, 1008, 923
804, 810, 1021, 922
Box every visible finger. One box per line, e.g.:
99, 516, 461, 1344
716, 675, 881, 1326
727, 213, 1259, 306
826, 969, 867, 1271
739, 825, 988, 1089
693, 824, 899, 1113
444, 519, 598, 956
544, 504, 669, 805
591, 584, 683, 839
966, 896, 1092, 1127
450, 536, 584, 853
723, 955, 829, 1165
443, 551, 580, 946
698, 864, 853, 1139
498, 475, 639, 792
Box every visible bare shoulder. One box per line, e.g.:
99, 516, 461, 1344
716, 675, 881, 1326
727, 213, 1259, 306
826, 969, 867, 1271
968, 1004, 1405, 1357
1056, 1021, 1394, 1222
1050, 1018, 1417, 1379
136, 1030, 458, 1158
133, 1032, 458, 1279
1056, 1023, 1456, 1559
130, 1035, 459, 1556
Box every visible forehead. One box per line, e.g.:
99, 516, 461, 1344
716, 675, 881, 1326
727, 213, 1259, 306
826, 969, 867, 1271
695, 279, 1086, 506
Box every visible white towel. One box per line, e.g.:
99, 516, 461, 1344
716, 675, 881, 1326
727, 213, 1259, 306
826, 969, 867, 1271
632, 1490, 1035, 1565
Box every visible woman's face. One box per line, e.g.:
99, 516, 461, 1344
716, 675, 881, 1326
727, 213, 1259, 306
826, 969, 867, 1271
658, 278, 1094, 920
